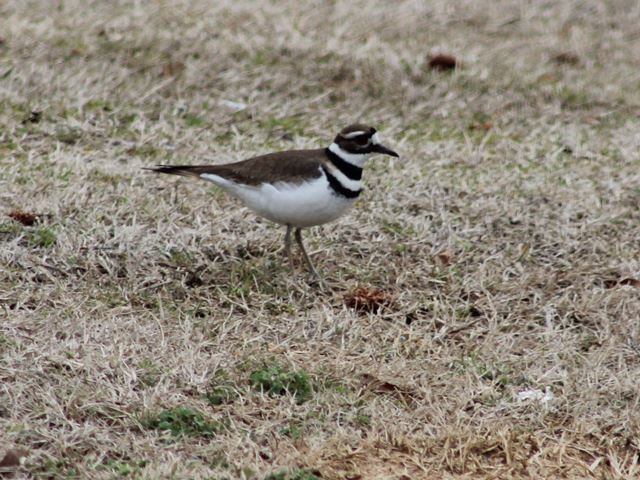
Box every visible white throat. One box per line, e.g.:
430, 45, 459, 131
328, 142, 371, 168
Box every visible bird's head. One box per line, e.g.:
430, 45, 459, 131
329, 124, 399, 167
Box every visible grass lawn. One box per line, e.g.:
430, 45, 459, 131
1, 1, 640, 478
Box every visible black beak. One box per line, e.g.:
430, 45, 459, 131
371, 143, 399, 158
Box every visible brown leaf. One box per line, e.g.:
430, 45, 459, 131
427, 53, 458, 71
360, 374, 420, 404
552, 52, 580, 65
0, 448, 27, 474
161, 60, 185, 78
435, 250, 454, 266
344, 287, 392, 313
471, 121, 493, 131
537, 72, 559, 84
604, 277, 640, 289
7, 210, 38, 226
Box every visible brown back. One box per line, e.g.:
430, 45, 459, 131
157, 148, 326, 186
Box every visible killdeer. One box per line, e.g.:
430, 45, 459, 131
146, 124, 399, 280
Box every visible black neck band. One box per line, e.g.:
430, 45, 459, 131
325, 148, 363, 181
321, 165, 362, 199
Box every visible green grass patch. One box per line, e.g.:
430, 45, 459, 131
557, 86, 592, 109
84, 99, 114, 112
250, 364, 313, 403
354, 412, 372, 427
580, 334, 600, 352
457, 352, 512, 386
183, 113, 207, 128
137, 358, 163, 387
97, 287, 128, 308
54, 125, 83, 145
206, 384, 237, 406
89, 169, 126, 185
0, 332, 17, 353
102, 459, 148, 478
206, 369, 238, 406
0, 221, 22, 237
126, 144, 160, 158
142, 407, 223, 438
380, 219, 416, 238
27, 227, 57, 248
40, 459, 79, 479
258, 115, 306, 137
280, 421, 304, 440
249, 49, 279, 66
166, 248, 196, 268
222, 259, 284, 299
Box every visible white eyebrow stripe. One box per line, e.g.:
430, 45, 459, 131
342, 131, 366, 139
328, 142, 370, 167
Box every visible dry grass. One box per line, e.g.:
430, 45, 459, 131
2, 0, 640, 478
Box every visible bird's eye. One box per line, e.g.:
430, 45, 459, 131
354, 136, 369, 146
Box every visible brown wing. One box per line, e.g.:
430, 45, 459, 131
148, 148, 326, 185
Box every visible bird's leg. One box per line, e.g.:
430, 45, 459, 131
294, 228, 322, 282
284, 225, 295, 273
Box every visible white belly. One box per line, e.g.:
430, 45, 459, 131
200, 174, 356, 227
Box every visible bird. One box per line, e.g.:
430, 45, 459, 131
146, 124, 399, 282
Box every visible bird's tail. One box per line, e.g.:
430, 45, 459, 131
144, 165, 214, 178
